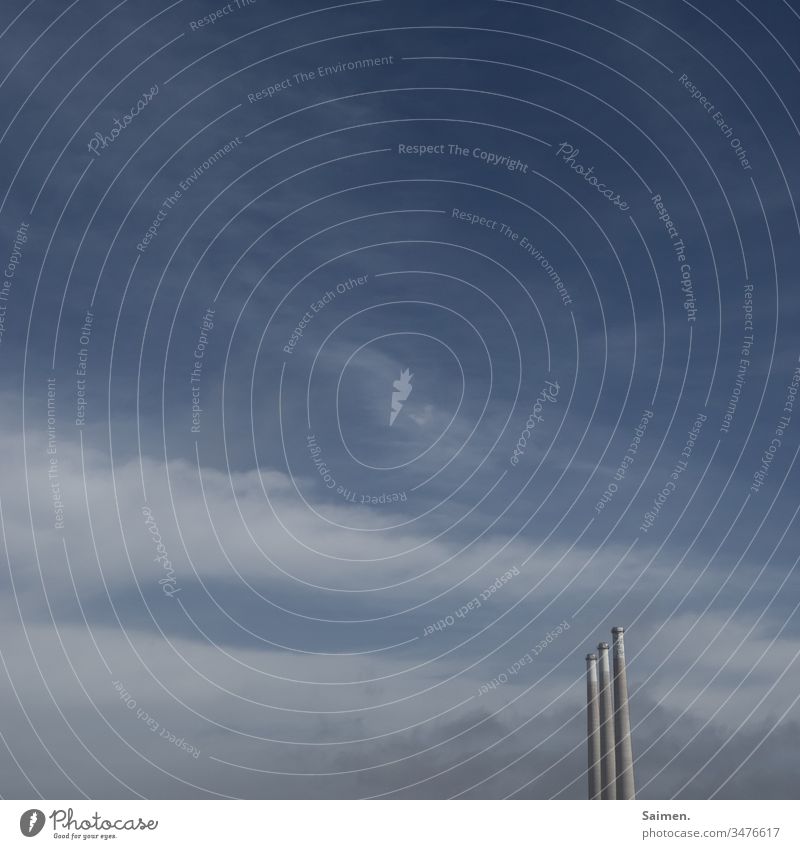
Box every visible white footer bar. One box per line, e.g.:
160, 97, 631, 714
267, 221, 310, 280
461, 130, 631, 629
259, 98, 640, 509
2, 800, 796, 847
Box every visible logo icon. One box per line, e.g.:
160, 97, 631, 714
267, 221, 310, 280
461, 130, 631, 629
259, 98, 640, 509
390, 368, 413, 426
20, 809, 45, 837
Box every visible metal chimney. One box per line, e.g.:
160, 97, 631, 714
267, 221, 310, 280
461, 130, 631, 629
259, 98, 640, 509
597, 642, 617, 799
612, 626, 636, 799
585, 653, 602, 799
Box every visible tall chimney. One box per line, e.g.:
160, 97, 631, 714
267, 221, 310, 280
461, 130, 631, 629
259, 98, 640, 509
612, 626, 636, 799
585, 653, 602, 799
597, 642, 617, 799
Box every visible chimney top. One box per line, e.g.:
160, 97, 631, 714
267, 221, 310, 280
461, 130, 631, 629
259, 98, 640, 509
612, 626, 625, 634
586, 653, 597, 661
598, 642, 609, 650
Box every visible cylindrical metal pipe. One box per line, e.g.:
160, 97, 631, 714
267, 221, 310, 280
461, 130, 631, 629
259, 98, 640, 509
597, 642, 617, 799
586, 653, 602, 800
612, 626, 636, 799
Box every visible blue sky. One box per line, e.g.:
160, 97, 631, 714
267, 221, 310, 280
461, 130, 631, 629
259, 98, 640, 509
1, 0, 800, 799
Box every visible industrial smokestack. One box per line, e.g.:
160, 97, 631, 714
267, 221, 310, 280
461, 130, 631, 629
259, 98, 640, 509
585, 653, 602, 799
612, 626, 636, 799
597, 642, 617, 799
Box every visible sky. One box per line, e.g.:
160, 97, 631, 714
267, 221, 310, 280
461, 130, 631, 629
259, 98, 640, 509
0, 0, 799, 800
